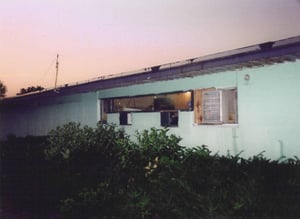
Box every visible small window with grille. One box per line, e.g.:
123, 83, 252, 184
194, 88, 237, 124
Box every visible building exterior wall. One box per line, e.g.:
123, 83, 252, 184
0, 92, 98, 137
0, 61, 299, 160
99, 61, 300, 159
237, 61, 300, 159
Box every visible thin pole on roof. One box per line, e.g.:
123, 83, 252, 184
54, 54, 59, 89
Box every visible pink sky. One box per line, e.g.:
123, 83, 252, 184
1, 0, 300, 97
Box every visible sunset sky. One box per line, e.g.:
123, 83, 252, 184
1, 0, 300, 97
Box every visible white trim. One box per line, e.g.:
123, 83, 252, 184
192, 123, 239, 127
97, 99, 101, 121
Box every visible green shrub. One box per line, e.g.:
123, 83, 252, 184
44, 122, 132, 218
1, 123, 300, 218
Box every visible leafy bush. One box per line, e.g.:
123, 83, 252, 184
45, 123, 300, 218
1, 122, 300, 218
43, 122, 130, 218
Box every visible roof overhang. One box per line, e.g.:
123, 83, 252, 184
2, 35, 300, 105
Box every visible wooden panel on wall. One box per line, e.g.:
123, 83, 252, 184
193, 89, 202, 124
193, 88, 215, 124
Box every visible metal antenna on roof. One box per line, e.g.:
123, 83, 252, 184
54, 54, 59, 89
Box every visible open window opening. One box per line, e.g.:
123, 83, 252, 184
160, 111, 179, 127
100, 90, 192, 124
194, 88, 238, 124
119, 111, 132, 125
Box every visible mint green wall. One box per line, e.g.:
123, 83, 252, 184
237, 62, 300, 159
1, 61, 299, 159
0, 92, 98, 138
100, 61, 300, 159
98, 71, 237, 99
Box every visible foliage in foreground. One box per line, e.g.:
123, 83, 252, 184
1, 122, 300, 218
0, 80, 7, 98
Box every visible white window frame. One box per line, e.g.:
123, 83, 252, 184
194, 87, 238, 125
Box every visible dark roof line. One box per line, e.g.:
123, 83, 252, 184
2, 35, 300, 104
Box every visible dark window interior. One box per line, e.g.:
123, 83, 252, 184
102, 91, 193, 113
160, 111, 178, 127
